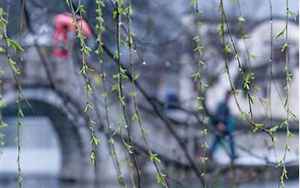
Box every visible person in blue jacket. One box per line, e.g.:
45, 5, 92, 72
208, 90, 237, 161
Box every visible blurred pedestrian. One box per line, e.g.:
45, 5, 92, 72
208, 90, 237, 162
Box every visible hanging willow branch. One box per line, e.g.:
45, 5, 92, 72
0, 7, 25, 188
0, 0, 297, 187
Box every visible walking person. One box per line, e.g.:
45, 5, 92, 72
208, 91, 237, 162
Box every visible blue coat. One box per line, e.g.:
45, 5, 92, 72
211, 102, 236, 133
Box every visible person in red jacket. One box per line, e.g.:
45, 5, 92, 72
52, 12, 92, 59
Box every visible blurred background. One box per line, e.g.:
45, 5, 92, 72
0, 0, 299, 187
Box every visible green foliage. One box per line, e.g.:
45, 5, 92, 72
252, 123, 264, 133
90, 151, 97, 165
84, 83, 94, 96
155, 172, 167, 187
0, 8, 24, 188
150, 153, 161, 164
7, 58, 21, 75
0, 119, 7, 148
0, 1, 295, 187
123, 141, 133, 154
84, 102, 94, 113
6, 38, 24, 53
117, 175, 126, 187
0, 47, 5, 53
95, 0, 105, 61
91, 135, 100, 149
238, 16, 246, 23
0, 99, 6, 109
65, 1, 102, 173
242, 71, 255, 91
217, 21, 225, 37
0, 121, 7, 128
287, 10, 297, 19
281, 42, 288, 52
192, 71, 201, 81
131, 112, 139, 122
278, 158, 288, 188
0, 8, 7, 29
191, 0, 198, 7
275, 28, 286, 39
224, 44, 232, 55
196, 96, 204, 111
